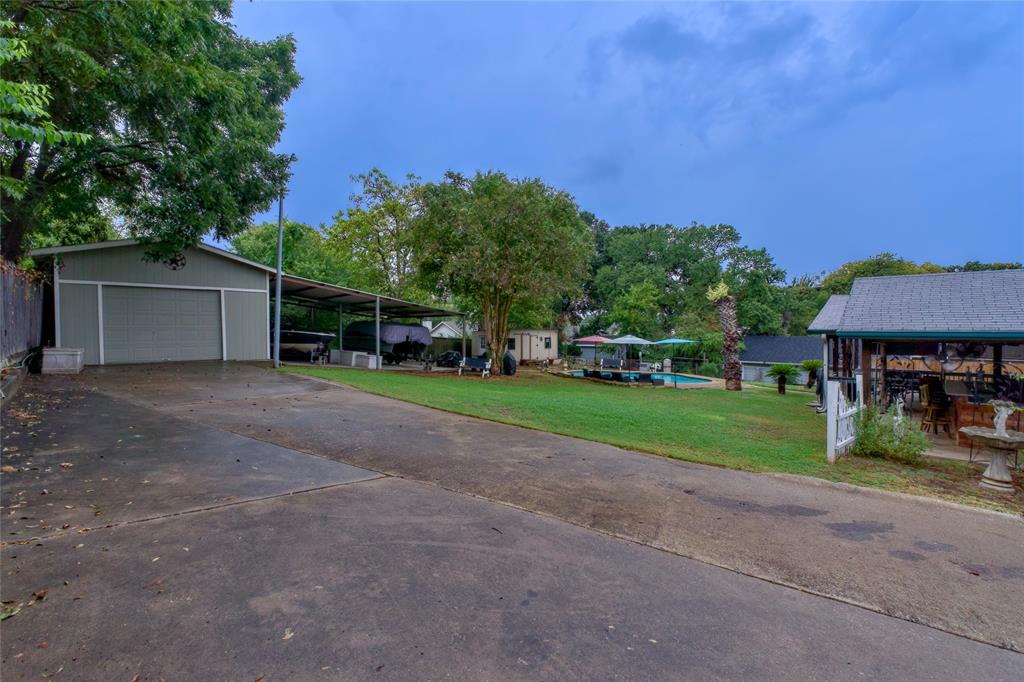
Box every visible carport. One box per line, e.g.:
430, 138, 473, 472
272, 273, 466, 368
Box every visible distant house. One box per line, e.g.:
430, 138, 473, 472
471, 327, 559, 363
429, 320, 465, 339
740, 335, 821, 384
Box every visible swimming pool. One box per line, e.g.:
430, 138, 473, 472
568, 370, 711, 386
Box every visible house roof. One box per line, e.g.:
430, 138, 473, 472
740, 336, 821, 365
430, 320, 464, 337
807, 270, 1024, 339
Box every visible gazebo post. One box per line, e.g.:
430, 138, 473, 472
993, 344, 1003, 383
879, 342, 887, 408
861, 340, 873, 406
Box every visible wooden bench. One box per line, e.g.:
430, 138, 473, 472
458, 357, 491, 378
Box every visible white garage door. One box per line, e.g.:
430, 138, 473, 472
103, 287, 222, 363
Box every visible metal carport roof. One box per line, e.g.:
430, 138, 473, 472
273, 273, 462, 319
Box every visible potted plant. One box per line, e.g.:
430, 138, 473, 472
801, 359, 822, 388
766, 364, 799, 394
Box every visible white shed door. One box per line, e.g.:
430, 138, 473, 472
104, 287, 222, 363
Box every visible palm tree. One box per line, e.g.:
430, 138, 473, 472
801, 359, 823, 389
767, 364, 799, 394
706, 281, 742, 391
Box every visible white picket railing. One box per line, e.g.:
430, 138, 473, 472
826, 377, 863, 463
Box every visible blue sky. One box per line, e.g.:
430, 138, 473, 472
230, 1, 1024, 277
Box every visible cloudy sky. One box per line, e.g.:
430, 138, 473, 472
231, 1, 1024, 276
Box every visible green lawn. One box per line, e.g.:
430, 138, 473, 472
283, 367, 1022, 514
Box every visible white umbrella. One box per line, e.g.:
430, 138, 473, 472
608, 335, 653, 367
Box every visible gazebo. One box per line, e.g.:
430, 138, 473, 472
808, 270, 1024, 450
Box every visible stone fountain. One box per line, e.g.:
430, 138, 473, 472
959, 400, 1023, 493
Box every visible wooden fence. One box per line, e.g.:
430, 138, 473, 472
1, 261, 44, 367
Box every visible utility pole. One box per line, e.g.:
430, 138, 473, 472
273, 188, 284, 368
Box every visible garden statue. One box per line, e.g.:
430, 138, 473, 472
990, 400, 1016, 438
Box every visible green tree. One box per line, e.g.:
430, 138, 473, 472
946, 260, 1022, 272
413, 171, 593, 374
231, 220, 353, 285
607, 280, 662, 339
1, 1, 300, 262
819, 253, 943, 296
326, 168, 424, 299
0, 17, 90, 220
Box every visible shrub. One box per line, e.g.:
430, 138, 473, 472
766, 363, 799, 394
696, 362, 722, 378
851, 405, 928, 465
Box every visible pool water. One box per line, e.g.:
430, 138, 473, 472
569, 370, 710, 385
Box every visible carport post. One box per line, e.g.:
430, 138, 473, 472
375, 296, 381, 370
273, 188, 284, 368
461, 315, 466, 358
342, 303, 350, 356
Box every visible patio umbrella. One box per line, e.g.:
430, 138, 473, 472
572, 335, 612, 364
572, 335, 611, 344
608, 335, 654, 365
654, 337, 695, 345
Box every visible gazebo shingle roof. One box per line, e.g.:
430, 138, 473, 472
807, 270, 1024, 338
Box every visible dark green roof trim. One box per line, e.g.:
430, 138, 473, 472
835, 331, 1024, 341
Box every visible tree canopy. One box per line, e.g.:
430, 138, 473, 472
326, 168, 423, 299
1, 0, 300, 261
412, 171, 592, 372
230, 220, 353, 285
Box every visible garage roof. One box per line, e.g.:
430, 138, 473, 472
31, 239, 462, 320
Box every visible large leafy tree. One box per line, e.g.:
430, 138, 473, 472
231, 220, 353, 285
413, 171, 593, 373
1, 0, 300, 261
0, 17, 90, 218
326, 168, 423, 299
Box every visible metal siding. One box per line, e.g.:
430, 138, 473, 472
103, 287, 221, 363
59, 283, 100, 365
224, 290, 269, 360
60, 244, 266, 290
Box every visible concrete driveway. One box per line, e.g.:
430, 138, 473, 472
1, 362, 1022, 680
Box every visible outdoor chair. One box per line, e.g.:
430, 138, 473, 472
919, 383, 951, 437
458, 357, 491, 378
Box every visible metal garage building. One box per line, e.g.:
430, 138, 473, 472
34, 240, 272, 364
31, 239, 461, 366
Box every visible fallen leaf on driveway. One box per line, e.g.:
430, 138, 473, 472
1, 606, 20, 620
0, 465, 16, 473
282, 627, 295, 640
37, 642, 48, 649
151, 556, 160, 562
143, 579, 162, 589
32, 590, 47, 601
59, 462, 73, 469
